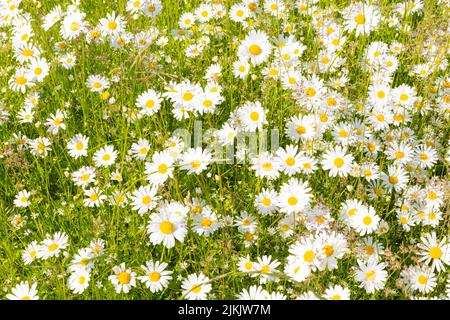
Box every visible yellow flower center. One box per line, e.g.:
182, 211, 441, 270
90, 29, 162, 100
191, 160, 201, 169
285, 157, 295, 166
142, 196, 151, 205
183, 92, 193, 101
158, 164, 168, 174
304, 250, 315, 263
249, 44, 262, 56
201, 218, 212, 227
338, 130, 348, 138
70, 22, 80, 31
90, 193, 98, 201
394, 151, 404, 159
262, 162, 273, 171
287, 196, 298, 205
117, 272, 130, 284
327, 97, 336, 106
429, 246, 442, 259
16, 76, 27, 85
108, 21, 117, 30
149, 272, 161, 282
418, 275, 427, 285
296, 125, 306, 134
305, 87, 316, 97
160, 221, 174, 234
23, 48, 33, 57
363, 216, 372, 226
354, 13, 365, 25
261, 198, 271, 206
48, 243, 59, 252
191, 284, 202, 293
365, 270, 376, 281
333, 157, 344, 168
261, 265, 270, 273
250, 111, 259, 121
428, 191, 437, 200
389, 176, 398, 184
365, 246, 374, 255
323, 245, 334, 257
93, 82, 102, 89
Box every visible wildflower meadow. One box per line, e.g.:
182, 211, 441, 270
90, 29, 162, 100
0, 0, 449, 300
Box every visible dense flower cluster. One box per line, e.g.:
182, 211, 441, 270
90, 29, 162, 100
1, 0, 449, 300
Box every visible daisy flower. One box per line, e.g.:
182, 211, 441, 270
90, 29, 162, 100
67, 134, 89, 159
355, 259, 388, 294
86, 74, 110, 93
72, 166, 96, 187
145, 150, 174, 185
138, 260, 173, 293
410, 266, 437, 294
254, 188, 279, 215
237, 285, 269, 300
38, 232, 69, 260
93, 145, 118, 167
343, 2, 381, 36
254, 255, 280, 284
99, 12, 126, 37
68, 269, 90, 294
22, 241, 39, 265
250, 152, 280, 180
131, 138, 151, 160
61, 10, 87, 40
180, 147, 212, 175
83, 187, 106, 207
147, 211, 187, 248
238, 30, 272, 66
130, 185, 159, 215
417, 232, 450, 272
193, 211, 221, 236
232, 59, 250, 79
237, 101, 267, 132
276, 144, 302, 176
323, 284, 351, 300
14, 189, 31, 208
321, 145, 354, 177
415, 144, 438, 169
109, 263, 137, 294
181, 273, 212, 300
6, 281, 39, 300
278, 178, 312, 214
351, 205, 380, 236
136, 89, 162, 116
381, 165, 409, 191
